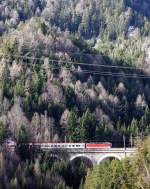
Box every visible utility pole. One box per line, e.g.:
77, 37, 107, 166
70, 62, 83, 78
51, 124, 53, 142
130, 134, 133, 148
48, 118, 51, 141
50, 121, 54, 142
123, 135, 126, 157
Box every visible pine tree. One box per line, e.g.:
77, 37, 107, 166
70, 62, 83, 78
129, 119, 139, 137
68, 110, 79, 142
79, 109, 97, 142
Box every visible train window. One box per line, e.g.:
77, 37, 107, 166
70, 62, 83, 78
72, 145, 75, 147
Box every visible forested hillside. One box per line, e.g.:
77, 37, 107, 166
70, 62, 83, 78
1, 0, 150, 189
1, 0, 150, 38
0, 0, 150, 145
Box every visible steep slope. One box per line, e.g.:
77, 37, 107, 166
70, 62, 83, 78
1, 0, 150, 69
0, 19, 150, 145
1, 0, 150, 39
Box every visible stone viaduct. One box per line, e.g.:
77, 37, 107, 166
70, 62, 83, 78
68, 148, 136, 165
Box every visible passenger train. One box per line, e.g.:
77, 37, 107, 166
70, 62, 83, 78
5, 140, 112, 150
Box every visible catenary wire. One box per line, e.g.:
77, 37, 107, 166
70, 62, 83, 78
0, 54, 150, 79
0, 53, 144, 71
17, 63, 150, 79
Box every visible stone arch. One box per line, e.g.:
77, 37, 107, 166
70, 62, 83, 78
70, 154, 95, 167
98, 154, 122, 164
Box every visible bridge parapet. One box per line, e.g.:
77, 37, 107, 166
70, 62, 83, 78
67, 148, 136, 153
